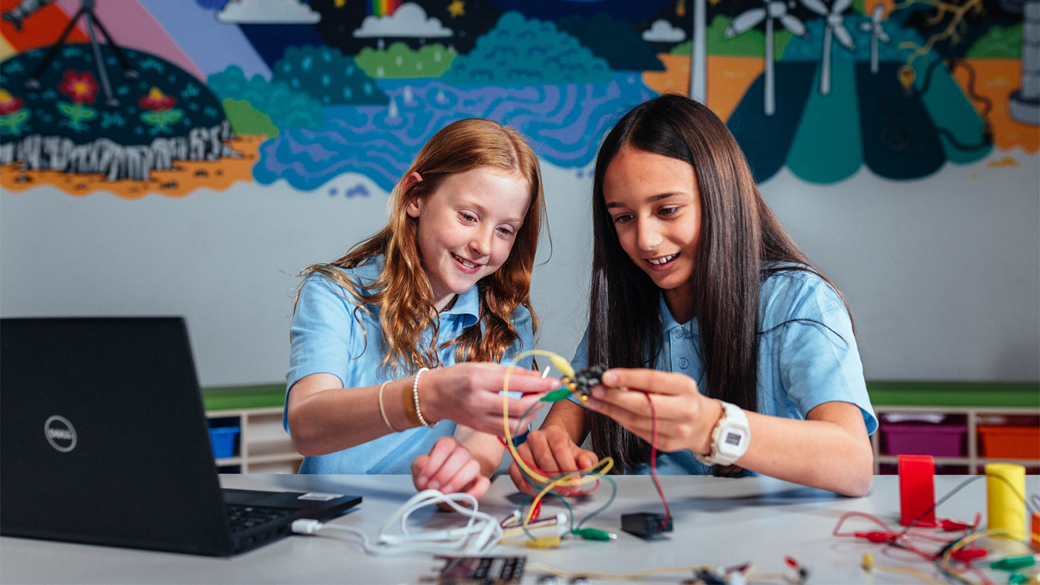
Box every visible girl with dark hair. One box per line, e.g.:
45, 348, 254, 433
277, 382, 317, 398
286, 118, 559, 502
508, 95, 877, 497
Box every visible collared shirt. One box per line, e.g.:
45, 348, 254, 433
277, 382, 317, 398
572, 267, 877, 475
285, 255, 534, 474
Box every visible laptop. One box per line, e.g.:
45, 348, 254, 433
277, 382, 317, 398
0, 317, 361, 556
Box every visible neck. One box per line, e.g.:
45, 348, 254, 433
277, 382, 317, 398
663, 284, 695, 324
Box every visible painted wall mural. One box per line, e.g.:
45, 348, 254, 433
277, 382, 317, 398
0, 0, 1035, 199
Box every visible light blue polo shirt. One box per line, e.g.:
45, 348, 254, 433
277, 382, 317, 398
571, 266, 877, 476
286, 255, 535, 474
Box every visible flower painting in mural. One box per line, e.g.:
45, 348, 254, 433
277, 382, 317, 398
138, 87, 184, 134
0, 89, 30, 136
56, 70, 99, 131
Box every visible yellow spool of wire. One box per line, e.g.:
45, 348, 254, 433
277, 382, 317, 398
986, 463, 1026, 540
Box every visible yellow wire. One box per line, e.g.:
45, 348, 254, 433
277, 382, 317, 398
501, 349, 613, 487
501, 349, 615, 533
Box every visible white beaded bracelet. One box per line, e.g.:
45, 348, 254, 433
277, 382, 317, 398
412, 367, 436, 428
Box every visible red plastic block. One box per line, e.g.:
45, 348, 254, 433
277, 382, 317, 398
899, 454, 937, 527
1031, 512, 1039, 547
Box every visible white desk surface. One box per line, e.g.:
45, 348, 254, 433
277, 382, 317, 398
2, 474, 1037, 584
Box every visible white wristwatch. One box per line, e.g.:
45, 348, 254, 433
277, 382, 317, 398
694, 400, 750, 466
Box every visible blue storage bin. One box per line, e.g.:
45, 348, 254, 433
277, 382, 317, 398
208, 426, 240, 459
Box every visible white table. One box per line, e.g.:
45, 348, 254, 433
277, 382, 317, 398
2, 474, 1036, 584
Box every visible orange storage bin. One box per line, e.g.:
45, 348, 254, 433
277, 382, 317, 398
977, 426, 1040, 459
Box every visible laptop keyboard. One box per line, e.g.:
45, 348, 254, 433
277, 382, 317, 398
225, 504, 295, 534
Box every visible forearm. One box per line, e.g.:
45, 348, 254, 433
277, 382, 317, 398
540, 399, 589, 445
736, 408, 874, 497
455, 426, 506, 478
287, 376, 417, 456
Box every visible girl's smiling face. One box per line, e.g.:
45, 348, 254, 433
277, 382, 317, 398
407, 167, 531, 311
603, 146, 702, 322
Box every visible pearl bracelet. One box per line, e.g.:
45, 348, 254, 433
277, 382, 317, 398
412, 367, 436, 428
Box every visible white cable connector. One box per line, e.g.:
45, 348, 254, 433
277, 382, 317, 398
291, 519, 324, 535
288, 489, 503, 556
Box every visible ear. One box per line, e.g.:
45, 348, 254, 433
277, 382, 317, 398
403, 172, 423, 219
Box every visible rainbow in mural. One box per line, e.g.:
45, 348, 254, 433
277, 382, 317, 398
368, 0, 401, 17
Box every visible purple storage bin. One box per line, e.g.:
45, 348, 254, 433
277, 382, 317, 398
880, 423, 967, 457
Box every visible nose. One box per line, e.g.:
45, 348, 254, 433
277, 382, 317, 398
470, 227, 493, 258
635, 219, 661, 251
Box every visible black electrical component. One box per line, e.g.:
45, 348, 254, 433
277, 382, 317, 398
620, 513, 672, 539
561, 363, 608, 402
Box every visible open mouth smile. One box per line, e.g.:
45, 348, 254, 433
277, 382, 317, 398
646, 253, 677, 268
452, 253, 481, 271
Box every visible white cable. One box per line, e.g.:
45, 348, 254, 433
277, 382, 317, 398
291, 489, 503, 556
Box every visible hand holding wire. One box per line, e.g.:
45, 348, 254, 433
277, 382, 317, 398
587, 367, 716, 454
420, 363, 557, 436
506, 426, 600, 495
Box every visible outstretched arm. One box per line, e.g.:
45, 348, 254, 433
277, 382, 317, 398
286, 363, 557, 456
586, 368, 873, 497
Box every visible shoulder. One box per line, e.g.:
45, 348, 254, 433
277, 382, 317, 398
299, 256, 383, 306
758, 265, 848, 331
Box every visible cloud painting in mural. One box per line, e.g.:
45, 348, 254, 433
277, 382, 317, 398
216, 0, 321, 24
310, 0, 500, 55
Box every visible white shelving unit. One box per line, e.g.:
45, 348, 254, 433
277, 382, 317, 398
206, 406, 302, 474
872, 405, 1040, 475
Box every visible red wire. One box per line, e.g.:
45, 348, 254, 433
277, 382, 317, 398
645, 391, 671, 529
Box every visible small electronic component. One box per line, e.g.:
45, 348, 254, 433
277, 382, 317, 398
561, 363, 607, 402
424, 555, 525, 585
620, 512, 673, 539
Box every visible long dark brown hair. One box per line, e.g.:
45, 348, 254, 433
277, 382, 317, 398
298, 118, 546, 376
586, 94, 850, 473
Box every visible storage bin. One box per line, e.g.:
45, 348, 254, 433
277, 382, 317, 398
880, 423, 967, 457
208, 426, 240, 459
977, 426, 1040, 460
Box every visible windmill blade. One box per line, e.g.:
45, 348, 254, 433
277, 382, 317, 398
832, 0, 855, 15
877, 29, 891, 42
728, 8, 768, 36
800, 0, 828, 16
727, 8, 767, 37
871, 4, 885, 22
779, 14, 808, 36
833, 24, 856, 49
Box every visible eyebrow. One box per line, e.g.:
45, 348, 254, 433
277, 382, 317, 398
463, 199, 525, 224
605, 192, 681, 209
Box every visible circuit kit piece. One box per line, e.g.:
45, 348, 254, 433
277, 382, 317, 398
424, 555, 525, 585
561, 363, 608, 402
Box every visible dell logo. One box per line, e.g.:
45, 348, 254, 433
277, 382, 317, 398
44, 416, 77, 453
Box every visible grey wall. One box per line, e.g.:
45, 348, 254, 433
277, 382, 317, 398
2, 152, 1037, 386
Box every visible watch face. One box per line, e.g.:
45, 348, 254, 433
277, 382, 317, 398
719, 428, 748, 456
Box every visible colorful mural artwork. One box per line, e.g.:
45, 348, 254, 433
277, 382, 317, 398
0, 0, 1035, 198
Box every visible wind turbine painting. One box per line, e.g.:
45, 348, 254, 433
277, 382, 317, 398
725, 0, 808, 116
800, 0, 856, 95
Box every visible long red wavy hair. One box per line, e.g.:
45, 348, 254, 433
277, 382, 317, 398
299, 118, 546, 375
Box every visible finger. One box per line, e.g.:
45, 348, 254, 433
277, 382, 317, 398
508, 461, 533, 495
601, 368, 693, 396
427, 448, 473, 492
411, 454, 431, 490
460, 474, 492, 501
441, 458, 482, 495
418, 437, 458, 485
497, 370, 561, 394
546, 432, 580, 473
585, 396, 654, 439
575, 449, 600, 471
